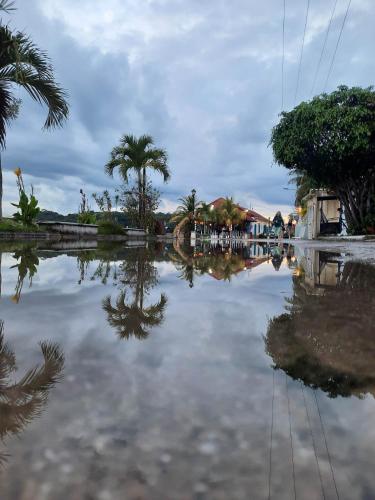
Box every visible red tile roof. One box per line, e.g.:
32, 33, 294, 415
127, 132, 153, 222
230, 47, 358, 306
208, 198, 269, 223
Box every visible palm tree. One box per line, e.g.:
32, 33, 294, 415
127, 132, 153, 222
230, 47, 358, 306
0, 10, 69, 218
105, 134, 169, 228
197, 202, 212, 235
288, 171, 318, 207
171, 192, 201, 237
218, 197, 244, 238
103, 291, 167, 340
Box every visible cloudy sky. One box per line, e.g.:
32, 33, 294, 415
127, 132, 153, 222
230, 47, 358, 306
2, 0, 374, 216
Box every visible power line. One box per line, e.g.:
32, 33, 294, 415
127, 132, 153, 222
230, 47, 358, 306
294, 0, 311, 105
281, 0, 286, 111
268, 369, 275, 500
285, 375, 297, 500
323, 0, 352, 92
310, 0, 339, 97
301, 383, 326, 499
313, 390, 340, 499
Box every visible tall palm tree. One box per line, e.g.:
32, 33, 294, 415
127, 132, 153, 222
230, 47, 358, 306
0, 11, 69, 218
105, 134, 169, 228
103, 291, 167, 340
218, 197, 244, 238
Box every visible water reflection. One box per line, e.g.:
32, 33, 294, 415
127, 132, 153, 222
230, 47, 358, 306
10, 246, 39, 303
103, 291, 167, 340
172, 240, 277, 285
99, 246, 169, 340
266, 252, 375, 397
0, 242, 374, 497
0, 320, 64, 464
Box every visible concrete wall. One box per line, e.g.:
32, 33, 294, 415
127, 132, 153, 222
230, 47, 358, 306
304, 190, 340, 239
38, 221, 98, 235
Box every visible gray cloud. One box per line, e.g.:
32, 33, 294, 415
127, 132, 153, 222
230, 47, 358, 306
2, 0, 374, 216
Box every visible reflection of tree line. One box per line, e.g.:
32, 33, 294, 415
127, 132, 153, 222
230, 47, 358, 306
171, 241, 296, 286
0, 243, 168, 341
266, 260, 375, 398
0, 320, 64, 465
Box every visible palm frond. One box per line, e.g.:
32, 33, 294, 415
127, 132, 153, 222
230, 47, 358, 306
0, 0, 15, 13
0, 25, 69, 144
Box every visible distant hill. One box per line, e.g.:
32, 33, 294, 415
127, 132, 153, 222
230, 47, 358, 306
37, 209, 173, 227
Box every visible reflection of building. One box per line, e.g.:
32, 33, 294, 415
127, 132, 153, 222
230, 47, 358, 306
303, 190, 342, 240
299, 250, 343, 294
173, 240, 272, 283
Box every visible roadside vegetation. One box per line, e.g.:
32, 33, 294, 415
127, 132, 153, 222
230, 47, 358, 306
271, 86, 375, 235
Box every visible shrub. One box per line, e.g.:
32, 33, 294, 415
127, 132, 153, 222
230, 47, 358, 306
0, 219, 40, 233
97, 220, 125, 235
77, 212, 97, 224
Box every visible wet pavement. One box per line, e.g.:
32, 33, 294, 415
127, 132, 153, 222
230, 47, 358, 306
0, 240, 374, 500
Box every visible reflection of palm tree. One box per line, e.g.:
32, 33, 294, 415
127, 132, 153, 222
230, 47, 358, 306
0, 320, 64, 464
103, 291, 167, 340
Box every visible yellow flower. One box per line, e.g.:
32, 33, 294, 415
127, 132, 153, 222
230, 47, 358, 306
14, 167, 22, 177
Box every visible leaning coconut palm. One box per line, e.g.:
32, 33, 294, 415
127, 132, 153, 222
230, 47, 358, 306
103, 291, 167, 340
172, 193, 201, 237
218, 197, 244, 239
105, 134, 169, 229
0, 319, 64, 464
0, 10, 69, 218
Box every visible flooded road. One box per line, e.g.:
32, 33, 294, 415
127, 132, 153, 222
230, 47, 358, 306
0, 241, 374, 500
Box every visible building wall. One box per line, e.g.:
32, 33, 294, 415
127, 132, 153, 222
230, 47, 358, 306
305, 190, 341, 239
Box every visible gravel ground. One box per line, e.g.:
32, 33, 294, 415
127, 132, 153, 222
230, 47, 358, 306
252, 238, 375, 263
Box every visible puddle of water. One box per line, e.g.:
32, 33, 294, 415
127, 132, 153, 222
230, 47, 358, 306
0, 241, 374, 499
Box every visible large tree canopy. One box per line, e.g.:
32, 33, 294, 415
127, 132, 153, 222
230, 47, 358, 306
270, 86, 375, 233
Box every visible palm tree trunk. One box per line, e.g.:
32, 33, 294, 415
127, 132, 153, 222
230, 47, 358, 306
0, 152, 3, 220
142, 167, 146, 229
137, 170, 142, 228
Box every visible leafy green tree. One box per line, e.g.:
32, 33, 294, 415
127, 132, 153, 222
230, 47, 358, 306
119, 180, 160, 232
271, 86, 375, 234
105, 134, 169, 229
0, 4, 69, 218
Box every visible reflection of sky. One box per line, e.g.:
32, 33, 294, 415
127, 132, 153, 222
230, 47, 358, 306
0, 248, 374, 499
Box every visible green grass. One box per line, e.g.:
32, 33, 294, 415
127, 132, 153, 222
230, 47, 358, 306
0, 218, 41, 233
